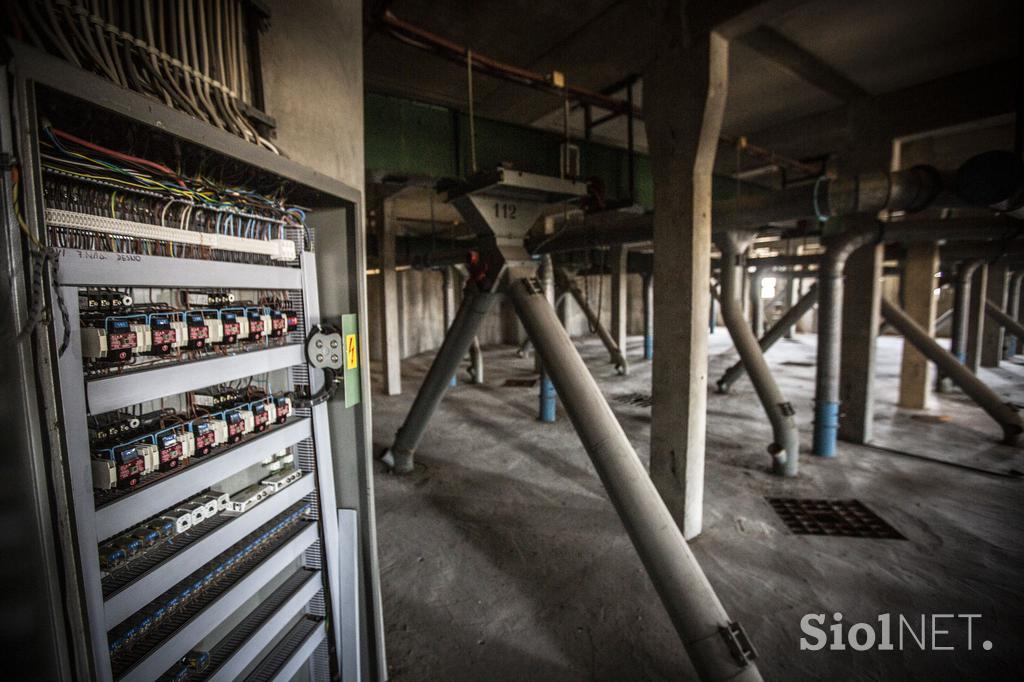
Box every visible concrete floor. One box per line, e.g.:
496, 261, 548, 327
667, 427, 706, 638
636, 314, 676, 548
369, 329, 1024, 681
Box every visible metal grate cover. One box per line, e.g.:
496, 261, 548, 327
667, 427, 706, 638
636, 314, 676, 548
503, 378, 537, 387
615, 392, 652, 408
766, 498, 905, 539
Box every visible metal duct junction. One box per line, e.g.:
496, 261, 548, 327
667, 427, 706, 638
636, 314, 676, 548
812, 218, 1024, 456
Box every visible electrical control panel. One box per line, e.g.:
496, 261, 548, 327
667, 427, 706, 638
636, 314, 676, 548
5, 43, 379, 682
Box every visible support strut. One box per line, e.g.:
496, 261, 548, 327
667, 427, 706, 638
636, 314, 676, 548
382, 284, 499, 472
986, 299, 1024, 348
509, 276, 762, 681
560, 269, 629, 374
717, 283, 818, 393
880, 297, 1023, 445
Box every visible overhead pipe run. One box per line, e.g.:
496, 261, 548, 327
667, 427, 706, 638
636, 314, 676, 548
717, 283, 818, 393
812, 218, 1024, 457
531, 165, 944, 255
718, 231, 800, 476
881, 298, 1023, 445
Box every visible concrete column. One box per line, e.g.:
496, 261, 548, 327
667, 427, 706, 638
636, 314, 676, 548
442, 267, 458, 387
374, 195, 402, 395
645, 30, 728, 540
610, 245, 629, 358
838, 240, 883, 444
966, 263, 988, 373
981, 264, 1008, 367
642, 273, 654, 360
898, 243, 939, 409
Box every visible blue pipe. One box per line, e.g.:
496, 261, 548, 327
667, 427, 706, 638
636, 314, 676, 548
812, 401, 839, 457
643, 334, 653, 360
538, 370, 556, 422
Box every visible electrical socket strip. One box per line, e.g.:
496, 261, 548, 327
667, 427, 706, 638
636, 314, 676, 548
46, 208, 298, 261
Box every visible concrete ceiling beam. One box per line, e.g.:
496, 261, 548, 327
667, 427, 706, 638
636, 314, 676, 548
739, 25, 868, 102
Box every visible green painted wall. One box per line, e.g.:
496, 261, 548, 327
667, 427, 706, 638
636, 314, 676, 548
365, 92, 749, 207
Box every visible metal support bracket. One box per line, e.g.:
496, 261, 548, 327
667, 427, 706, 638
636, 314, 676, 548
720, 621, 759, 667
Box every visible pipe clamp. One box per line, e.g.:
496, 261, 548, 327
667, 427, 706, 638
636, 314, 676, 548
720, 621, 758, 667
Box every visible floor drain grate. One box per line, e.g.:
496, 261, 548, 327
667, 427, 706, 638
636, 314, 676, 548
503, 378, 537, 387
615, 392, 653, 408
766, 498, 905, 539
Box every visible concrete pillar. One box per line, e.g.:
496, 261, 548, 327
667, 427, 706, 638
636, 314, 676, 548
838, 239, 883, 444
610, 245, 629, 358
898, 243, 939, 409
374, 195, 402, 395
642, 273, 654, 360
645, 30, 728, 540
966, 263, 988, 373
442, 267, 458, 387
981, 264, 1008, 367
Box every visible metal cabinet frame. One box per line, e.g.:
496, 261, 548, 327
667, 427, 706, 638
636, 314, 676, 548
1, 39, 384, 682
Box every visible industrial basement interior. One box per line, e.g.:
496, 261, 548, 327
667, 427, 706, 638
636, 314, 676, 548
2, 1, 1021, 680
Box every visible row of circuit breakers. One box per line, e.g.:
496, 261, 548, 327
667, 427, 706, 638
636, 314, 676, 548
91, 386, 294, 493
102, 449, 305, 669
80, 289, 299, 364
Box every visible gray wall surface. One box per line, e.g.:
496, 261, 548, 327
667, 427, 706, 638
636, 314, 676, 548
367, 271, 646, 361
261, 0, 365, 191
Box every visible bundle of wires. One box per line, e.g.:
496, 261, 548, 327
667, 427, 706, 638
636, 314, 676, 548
41, 124, 308, 240
43, 125, 301, 217
10, 0, 277, 152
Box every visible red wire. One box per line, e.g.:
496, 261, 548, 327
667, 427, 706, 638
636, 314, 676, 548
51, 128, 187, 187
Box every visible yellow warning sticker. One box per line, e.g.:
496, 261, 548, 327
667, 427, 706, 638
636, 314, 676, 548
345, 333, 358, 370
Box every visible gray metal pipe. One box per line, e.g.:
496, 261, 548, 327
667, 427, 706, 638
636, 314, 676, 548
560, 269, 628, 374
538, 254, 557, 421
531, 166, 945, 254
881, 297, 1023, 445
717, 283, 818, 393
1006, 271, 1024, 357
383, 284, 499, 473
719, 232, 800, 476
986, 299, 1024, 346
642, 273, 654, 360
952, 260, 983, 363
749, 268, 765, 337
508, 276, 762, 682
813, 219, 1023, 457
469, 337, 484, 384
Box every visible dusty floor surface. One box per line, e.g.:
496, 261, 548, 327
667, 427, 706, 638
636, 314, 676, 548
369, 330, 1024, 681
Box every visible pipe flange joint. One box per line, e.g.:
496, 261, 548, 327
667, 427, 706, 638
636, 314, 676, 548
778, 401, 796, 417
905, 165, 943, 213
